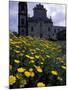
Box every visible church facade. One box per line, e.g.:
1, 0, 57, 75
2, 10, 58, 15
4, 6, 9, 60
18, 2, 66, 40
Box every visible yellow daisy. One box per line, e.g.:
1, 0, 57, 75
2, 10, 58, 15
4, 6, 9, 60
61, 66, 66, 69
35, 55, 40, 59
17, 67, 25, 73
57, 76, 63, 81
51, 70, 58, 75
30, 72, 35, 77
24, 71, 31, 77
30, 60, 35, 63
26, 55, 34, 59
14, 59, 20, 64
9, 75, 16, 85
37, 82, 45, 87
29, 68, 33, 72
34, 65, 43, 73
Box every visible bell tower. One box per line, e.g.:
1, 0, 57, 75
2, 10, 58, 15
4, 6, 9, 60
18, 2, 28, 36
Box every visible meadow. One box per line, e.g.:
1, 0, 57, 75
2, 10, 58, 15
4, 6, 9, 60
9, 32, 66, 88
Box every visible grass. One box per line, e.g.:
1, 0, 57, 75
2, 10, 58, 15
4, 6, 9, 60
9, 32, 66, 88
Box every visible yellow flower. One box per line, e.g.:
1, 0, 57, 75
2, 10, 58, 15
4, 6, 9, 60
30, 49, 36, 52
31, 52, 35, 55
14, 59, 20, 64
42, 58, 45, 61
24, 69, 35, 77
40, 62, 44, 65
29, 68, 33, 72
15, 50, 20, 54
10, 39, 13, 42
17, 67, 25, 73
24, 71, 31, 77
22, 50, 25, 53
30, 60, 35, 63
34, 65, 43, 73
25, 55, 30, 58
16, 45, 20, 48
29, 56, 34, 59
26, 55, 34, 59
61, 66, 66, 69
57, 57, 64, 62
16, 74, 20, 79
36, 48, 40, 50
20, 79, 27, 88
30, 72, 35, 77
35, 55, 40, 59
37, 67, 43, 73
46, 55, 50, 58
9, 75, 16, 85
16, 73, 22, 79
22, 41, 26, 44
37, 82, 45, 87
57, 76, 63, 81
19, 53, 23, 56
60, 60, 64, 63
11, 42, 15, 45
51, 70, 58, 75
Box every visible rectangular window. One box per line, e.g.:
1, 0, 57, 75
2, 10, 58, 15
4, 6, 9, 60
21, 29, 25, 34
31, 26, 34, 32
21, 18, 24, 25
40, 33, 43, 38
54, 29, 56, 33
40, 22, 42, 27
20, 18, 26, 26
21, 5, 25, 10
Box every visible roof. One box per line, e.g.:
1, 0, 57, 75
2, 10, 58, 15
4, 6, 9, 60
53, 26, 66, 29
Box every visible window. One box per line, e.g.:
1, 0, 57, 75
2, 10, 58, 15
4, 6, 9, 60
21, 19, 24, 25
49, 35, 50, 38
20, 28, 25, 35
31, 26, 34, 32
21, 18, 25, 26
54, 29, 56, 33
20, 4, 25, 11
53, 33, 54, 36
40, 33, 43, 38
40, 22, 42, 27
48, 27, 50, 31
21, 6, 25, 10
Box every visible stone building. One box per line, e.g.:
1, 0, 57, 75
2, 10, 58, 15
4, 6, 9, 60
18, 2, 66, 40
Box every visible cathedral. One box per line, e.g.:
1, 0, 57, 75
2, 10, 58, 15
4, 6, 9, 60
18, 2, 66, 40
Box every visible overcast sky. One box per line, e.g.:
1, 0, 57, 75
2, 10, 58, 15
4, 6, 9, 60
9, 1, 66, 32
